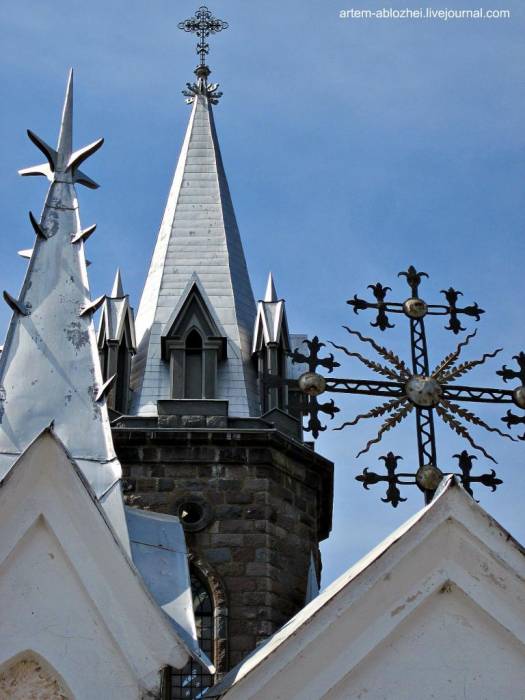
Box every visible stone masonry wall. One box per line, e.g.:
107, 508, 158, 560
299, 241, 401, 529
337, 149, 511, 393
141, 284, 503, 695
113, 429, 333, 671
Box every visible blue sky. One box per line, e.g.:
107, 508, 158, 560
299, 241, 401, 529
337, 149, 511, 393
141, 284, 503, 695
1, 0, 524, 587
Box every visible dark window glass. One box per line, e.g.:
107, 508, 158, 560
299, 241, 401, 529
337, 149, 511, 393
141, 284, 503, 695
185, 330, 203, 399
115, 341, 130, 412
172, 574, 215, 699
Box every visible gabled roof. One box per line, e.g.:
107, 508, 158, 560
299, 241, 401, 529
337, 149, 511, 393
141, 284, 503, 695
252, 273, 290, 353
0, 429, 212, 698
130, 89, 259, 417
0, 70, 126, 541
208, 476, 525, 699
97, 269, 136, 350
160, 274, 227, 360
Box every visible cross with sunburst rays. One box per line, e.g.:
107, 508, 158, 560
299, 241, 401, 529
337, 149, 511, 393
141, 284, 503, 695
290, 266, 525, 506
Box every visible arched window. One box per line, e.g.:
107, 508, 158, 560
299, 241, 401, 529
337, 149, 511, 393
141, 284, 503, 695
172, 573, 215, 699
185, 330, 203, 399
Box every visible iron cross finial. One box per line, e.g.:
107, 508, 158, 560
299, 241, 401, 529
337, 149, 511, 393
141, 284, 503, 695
288, 265, 525, 506
178, 6, 229, 69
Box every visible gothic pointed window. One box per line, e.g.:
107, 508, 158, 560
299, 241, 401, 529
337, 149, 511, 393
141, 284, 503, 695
172, 573, 215, 699
185, 330, 204, 399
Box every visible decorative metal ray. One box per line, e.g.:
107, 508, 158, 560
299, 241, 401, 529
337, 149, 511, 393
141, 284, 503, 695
288, 265, 525, 505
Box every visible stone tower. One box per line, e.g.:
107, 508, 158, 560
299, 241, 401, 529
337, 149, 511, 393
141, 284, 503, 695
102, 10, 334, 696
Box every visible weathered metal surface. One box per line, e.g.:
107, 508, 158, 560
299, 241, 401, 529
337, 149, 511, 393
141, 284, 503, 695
125, 506, 214, 673
290, 266, 525, 504
126, 508, 193, 621
0, 71, 124, 531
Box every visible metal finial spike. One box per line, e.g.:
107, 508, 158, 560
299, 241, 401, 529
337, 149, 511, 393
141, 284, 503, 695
19, 69, 103, 188
67, 138, 104, 174
111, 268, 124, 297
29, 211, 48, 240
95, 374, 116, 403
56, 68, 74, 168
18, 131, 56, 179
17, 249, 33, 259
3, 291, 29, 316
74, 170, 100, 190
71, 224, 97, 244
264, 272, 278, 302
79, 295, 105, 317
26, 131, 57, 171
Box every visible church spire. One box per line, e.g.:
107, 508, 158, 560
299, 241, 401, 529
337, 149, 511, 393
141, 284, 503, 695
0, 71, 127, 541
131, 9, 259, 417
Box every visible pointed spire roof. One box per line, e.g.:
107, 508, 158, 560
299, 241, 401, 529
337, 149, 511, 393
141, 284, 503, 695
265, 272, 278, 302
131, 86, 259, 416
0, 71, 122, 520
111, 268, 124, 297
19, 69, 103, 189
98, 269, 136, 348
252, 273, 290, 353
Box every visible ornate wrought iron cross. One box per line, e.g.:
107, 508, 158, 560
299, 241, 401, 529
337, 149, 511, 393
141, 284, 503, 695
178, 6, 229, 68
178, 6, 228, 104
289, 266, 525, 506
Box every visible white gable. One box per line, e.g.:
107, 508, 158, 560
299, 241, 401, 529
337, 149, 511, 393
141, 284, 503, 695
0, 430, 198, 699
209, 477, 525, 699
329, 584, 525, 700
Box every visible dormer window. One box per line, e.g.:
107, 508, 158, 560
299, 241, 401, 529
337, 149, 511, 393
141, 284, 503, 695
161, 281, 227, 401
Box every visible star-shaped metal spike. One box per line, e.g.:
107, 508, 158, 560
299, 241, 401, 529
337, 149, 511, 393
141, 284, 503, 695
18, 69, 103, 189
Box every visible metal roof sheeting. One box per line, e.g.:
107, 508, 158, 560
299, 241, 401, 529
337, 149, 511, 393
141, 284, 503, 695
130, 93, 259, 417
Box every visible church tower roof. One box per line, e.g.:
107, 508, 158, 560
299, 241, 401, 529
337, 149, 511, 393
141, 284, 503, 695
252, 273, 290, 353
0, 70, 125, 527
98, 268, 136, 349
111, 267, 125, 297
264, 272, 278, 303
130, 36, 259, 417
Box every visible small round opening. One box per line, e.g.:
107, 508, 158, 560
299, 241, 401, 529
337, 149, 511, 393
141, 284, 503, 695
179, 502, 204, 525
